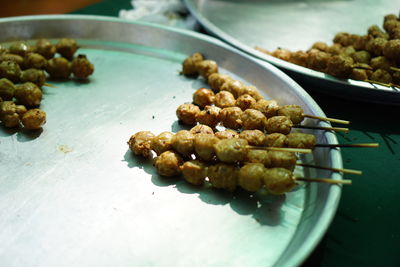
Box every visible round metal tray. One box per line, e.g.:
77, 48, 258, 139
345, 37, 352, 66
184, 0, 400, 105
0, 15, 342, 267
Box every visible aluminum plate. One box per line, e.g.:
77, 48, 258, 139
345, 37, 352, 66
0, 15, 342, 267
185, 0, 400, 105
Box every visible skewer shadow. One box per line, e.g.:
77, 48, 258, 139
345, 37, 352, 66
0, 126, 19, 136
122, 149, 154, 176
16, 128, 43, 142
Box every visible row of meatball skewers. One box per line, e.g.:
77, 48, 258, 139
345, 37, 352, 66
257, 13, 400, 87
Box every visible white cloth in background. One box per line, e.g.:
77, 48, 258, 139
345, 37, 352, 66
118, 0, 198, 30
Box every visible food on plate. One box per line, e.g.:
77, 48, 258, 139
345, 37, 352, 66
21, 108, 46, 130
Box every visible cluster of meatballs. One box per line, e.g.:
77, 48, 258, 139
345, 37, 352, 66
0, 38, 94, 130
257, 13, 400, 85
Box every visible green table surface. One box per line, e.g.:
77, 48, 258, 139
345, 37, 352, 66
74, 1, 400, 266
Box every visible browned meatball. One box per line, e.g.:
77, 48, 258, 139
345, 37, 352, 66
171, 130, 195, 156
370, 69, 392, 84
341, 46, 356, 56
219, 106, 243, 130
151, 131, 174, 155
265, 116, 293, 135
214, 91, 236, 108
370, 56, 393, 71
311, 42, 329, 51
240, 109, 266, 130
326, 55, 354, 78
268, 151, 297, 170
235, 94, 256, 111
9, 42, 31, 56
0, 53, 24, 65
241, 86, 263, 101
366, 37, 387, 56
20, 69, 46, 87
333, 32, 352, 46
190, 124, 214, 135
277, 105, 304, 124
271, 48, 291, 61
289, 50, 308, 67
263, 168, 296, 195
251, 99, 279, 118
353, 35, 373, 51
392, 71, 400, 85
56, 38, 78, 59
193, 88, 215, 108
181, 160, 208, 185
220, 80, 245, 98
286, 133, 316, 149
208, 73, 232, 92
207, 163, 238, 191
307, 50, 331, 71
181, 52, 204, 76
196, 105, 221, 128
238, 163, 265, 192
46, 57, 71, 79
367, 25, 389, 39
24, 53, 47, 69
154, 150, 183, 177
214, 138, 248, 163
239, 129, 266, 146
193, 133, 218, 161
71, 54, 94, 79
196, 60, 218, 80
0, 61, 21, 82
14, 82, 42, 107
176, 103, 200, 126
245, 150, 271, 166
351, 50, 371, 64
264, 133, 287, 147
326, 43, 344, 55
21, 108, 46, 130
35, 39, 56, 59
383, 40, 400, 62
0, 78, 15, 100
350, 69, 369, 81
0, 101, 26, 128
128, 131, 155, 157
214, 129, 239, 139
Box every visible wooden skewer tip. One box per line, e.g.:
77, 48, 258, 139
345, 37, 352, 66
295, 177, 352, 185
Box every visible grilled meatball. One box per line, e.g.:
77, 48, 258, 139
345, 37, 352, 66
366, 37, 387, 56
326, 55, 354, 78
383, 40, 400, 62
196, 60, 218, 80
263, 168, 296, 195
71, 54, 94, 79
214, 138, 248, 163
196, 105, 221, 128
367, 25, 389, 39
214, 129, 239, 139
171, 130, 195, 156
370, 69, 392, 84
268, 151, 297, 170
370, 56, 392, 71
46, 57, 71, 79
193, 133, 218, 161
14, 82, 42, 107
154, 150, 183, 177
307, 50, 331, 71
176, 103, 200, 126
311, 42, 329, 51
219, 107, 243, 129
20, 69, 46, 87
21, 108, 46, 130
0, 78, 15, 100
245, 149, 271, 166
333, 32, 352, 46
24, 53, 47, 69
0, 61, 21, 82
239, 129, 266, 146
56, 38, 78, 59
34, 39, 56, 59
9, 42, 31, 56
286, 133, 316, 149
251, 99, 279, 118
190, 124, 214, 135
241, 86, 263, 101
220, 80, 245, 98
181, 160, 208, 185
181, 52, 204, 76
0, 53, 24, 65
288, 50, 309, 67
235, 94, 256, 111
128, 131, 155, 157
151, 131, 174, 155
208, 73, 232, 92
277, 105, 304, 124
265, 116, 293, 135
240, 109, 266, 130
326, 43, 344, 55
207, 163, 238, 191
264, 133, 287, 147
214, 91, 236, 108
238, 163, 265, 192
193, 88, 215, 108
272, 48, 291, 61
351, 50, 371, 64
0, 101, 26, 128
350, 68, 369, 81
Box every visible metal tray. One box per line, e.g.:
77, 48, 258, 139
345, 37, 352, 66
0, 15, 342, 267
184, 0, 400, 105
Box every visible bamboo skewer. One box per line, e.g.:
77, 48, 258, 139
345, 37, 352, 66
296, 163, 362, 175
315, 143, 379, 148
295, 177, 352, 185
303, 114, 350, 125
294, 125, 349, 133
246, 145, 312, 154
44, 82, 57, 88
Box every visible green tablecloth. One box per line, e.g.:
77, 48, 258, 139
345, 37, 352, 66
74, 1, 400, 266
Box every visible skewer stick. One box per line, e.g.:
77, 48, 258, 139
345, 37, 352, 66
296, 163, 362, 175
390, 66, 400, 72
303, 114, 350, 125
246, 145, 312, 154
295, 177, 352, 185
44, 82, 57, 88
294, 125, 349, 133
315, 143, 379, 148
365, 79, 400, 88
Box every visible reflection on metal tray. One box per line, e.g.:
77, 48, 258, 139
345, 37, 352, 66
0, 15, 341, 267
184, 0, 400, 105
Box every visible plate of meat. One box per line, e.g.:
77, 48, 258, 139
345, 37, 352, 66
184, 0, 400, 105
0, 15, 347, 267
